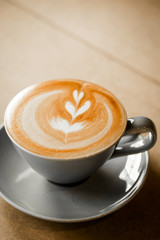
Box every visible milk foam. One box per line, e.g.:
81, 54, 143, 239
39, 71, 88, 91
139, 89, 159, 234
5, 80, 126, 158
21, 89, 112, 149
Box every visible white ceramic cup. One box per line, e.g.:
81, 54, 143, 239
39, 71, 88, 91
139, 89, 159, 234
4, 82, 157, 184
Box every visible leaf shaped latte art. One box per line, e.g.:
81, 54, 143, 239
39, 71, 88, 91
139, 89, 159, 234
74, 100, 91, 118
65, 90, 91, 120
65, 101, 75, 118
73, 90, 84, 104
50, 116, 85, 134
65, 100, 91, 119
50, 90, 91, 135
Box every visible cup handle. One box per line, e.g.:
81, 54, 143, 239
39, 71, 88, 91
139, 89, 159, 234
111, 116, 157, 158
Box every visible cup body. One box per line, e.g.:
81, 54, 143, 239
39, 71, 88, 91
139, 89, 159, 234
11, 136, 116, 184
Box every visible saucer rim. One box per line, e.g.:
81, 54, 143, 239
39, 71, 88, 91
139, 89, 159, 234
0, 124, 149, 223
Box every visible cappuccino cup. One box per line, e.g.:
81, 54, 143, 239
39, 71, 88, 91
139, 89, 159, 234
4, 79, 157, 184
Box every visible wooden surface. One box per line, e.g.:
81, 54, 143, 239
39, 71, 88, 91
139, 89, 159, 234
0, 0, 159, 239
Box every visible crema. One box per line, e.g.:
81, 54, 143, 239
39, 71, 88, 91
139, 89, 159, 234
5, 79, 127, 158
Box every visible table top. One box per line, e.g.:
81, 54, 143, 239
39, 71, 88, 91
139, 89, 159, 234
0, 0, 159, 239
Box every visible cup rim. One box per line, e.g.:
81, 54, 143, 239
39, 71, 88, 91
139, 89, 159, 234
4, 79, 127, 161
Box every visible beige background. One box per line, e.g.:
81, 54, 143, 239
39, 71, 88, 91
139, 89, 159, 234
0, 0, 160, 239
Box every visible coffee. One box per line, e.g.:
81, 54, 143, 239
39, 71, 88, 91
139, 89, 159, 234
5, 79, 126, 158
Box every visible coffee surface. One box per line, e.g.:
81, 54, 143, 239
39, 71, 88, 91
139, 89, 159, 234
5, 79, 126, 158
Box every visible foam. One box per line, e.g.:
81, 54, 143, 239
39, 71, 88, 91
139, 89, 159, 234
5, 79, 127, 158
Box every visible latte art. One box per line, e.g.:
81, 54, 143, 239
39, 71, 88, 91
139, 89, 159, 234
5, 79, 127, 158
50, 90, 91, 135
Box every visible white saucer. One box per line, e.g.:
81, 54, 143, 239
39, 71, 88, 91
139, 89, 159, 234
0, 125, 149, 222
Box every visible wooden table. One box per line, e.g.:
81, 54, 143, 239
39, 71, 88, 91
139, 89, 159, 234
0, 0, 159, 239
